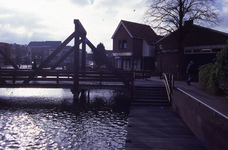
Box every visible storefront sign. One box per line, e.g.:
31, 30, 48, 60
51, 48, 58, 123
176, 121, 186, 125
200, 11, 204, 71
112, 52, 132, 56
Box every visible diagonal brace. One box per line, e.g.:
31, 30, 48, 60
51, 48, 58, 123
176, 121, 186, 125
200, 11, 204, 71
23, 32, 76, 83
85, 37, 130, 86
51, 46, 75, 70
0, 48, 19, 70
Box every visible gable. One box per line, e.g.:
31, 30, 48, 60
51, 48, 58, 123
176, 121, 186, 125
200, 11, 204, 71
112, 20, 159, 46
112, 22, 133, 39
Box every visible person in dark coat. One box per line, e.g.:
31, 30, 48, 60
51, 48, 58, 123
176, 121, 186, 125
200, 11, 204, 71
186, 61, 194, 85
32, 60, 37, 70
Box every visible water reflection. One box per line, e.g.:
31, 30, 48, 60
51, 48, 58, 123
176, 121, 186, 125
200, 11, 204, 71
0, 88, 130, 149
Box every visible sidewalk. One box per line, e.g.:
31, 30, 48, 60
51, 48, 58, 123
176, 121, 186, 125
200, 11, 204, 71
174, 80, 228, 117
149, 76, 228, 117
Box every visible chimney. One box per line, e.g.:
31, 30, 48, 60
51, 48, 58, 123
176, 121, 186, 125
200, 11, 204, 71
184, 20, 193, 26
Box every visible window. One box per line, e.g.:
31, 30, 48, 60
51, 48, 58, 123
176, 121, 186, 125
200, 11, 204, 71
118, 41, 121, 49
212, 49, 221, 53
193, 49, 201, 53
122, 40, 127, 49
0, 58, 4, 63
202, 49, 211, 53
184, 50, 192, 54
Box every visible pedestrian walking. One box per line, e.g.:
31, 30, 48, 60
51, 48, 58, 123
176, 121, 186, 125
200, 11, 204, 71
186, 61, 194, 85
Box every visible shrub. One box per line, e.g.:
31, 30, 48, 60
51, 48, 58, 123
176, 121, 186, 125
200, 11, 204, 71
198, 40, 228, 95
215, 40, 228, 94
198, 63, 222, 95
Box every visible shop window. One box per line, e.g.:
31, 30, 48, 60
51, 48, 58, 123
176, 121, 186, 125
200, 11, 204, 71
123, 60, 130, 69
115, 58, 121, 69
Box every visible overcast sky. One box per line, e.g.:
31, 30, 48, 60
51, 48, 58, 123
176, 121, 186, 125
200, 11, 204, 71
0, 0, 228, 52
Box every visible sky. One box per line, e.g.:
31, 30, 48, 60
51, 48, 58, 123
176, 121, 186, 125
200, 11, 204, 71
0, 0, 228, 52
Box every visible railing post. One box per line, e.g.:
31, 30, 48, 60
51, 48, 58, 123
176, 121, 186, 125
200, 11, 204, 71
131, 72, 135, 100
169, 73, 171, 91
13, 70, 16, 84
82, 38, 86, 77
57, 70, 59, 84
100, 69, 102, 85
171, 74, 174, 89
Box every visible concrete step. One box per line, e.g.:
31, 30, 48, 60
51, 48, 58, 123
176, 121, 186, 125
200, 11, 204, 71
131, 103, 171, 106
134, 96, 168, 100
133, 86, 170, 106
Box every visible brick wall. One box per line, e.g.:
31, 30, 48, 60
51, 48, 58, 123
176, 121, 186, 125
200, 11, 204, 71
154, 53, 180, 77
172, 89, 228, 150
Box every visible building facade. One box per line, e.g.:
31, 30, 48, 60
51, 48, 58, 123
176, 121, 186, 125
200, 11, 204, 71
28, 41, 72, 66
112, 20, 159, 70
155, 20, 228, 79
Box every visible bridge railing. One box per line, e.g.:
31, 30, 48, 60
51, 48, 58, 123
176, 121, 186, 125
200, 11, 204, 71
0, 69, 150, 86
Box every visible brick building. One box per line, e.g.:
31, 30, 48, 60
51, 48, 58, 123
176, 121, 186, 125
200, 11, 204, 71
112, 20, 160, 70
155, 20, 228, 79
28, 41, 72, 66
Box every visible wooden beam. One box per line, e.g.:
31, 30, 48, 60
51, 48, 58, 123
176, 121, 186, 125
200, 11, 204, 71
82, 39, 86, 72
23, 32, 76, 84
51, 46, 75, 70
0, 48, 19, 70
73, 19, 80, 102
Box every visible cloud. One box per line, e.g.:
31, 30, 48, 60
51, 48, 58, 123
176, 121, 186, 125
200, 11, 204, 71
70, 0, 91, 6
5, 0, 225, 52
0, 0, 148, 51
213, 0, 228, 33
0, 8, 44, 30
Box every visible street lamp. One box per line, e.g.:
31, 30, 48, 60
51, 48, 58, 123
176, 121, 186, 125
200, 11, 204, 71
159, 45, 163, 79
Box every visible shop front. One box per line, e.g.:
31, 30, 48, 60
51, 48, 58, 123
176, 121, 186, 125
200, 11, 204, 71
113, 52, 141, 70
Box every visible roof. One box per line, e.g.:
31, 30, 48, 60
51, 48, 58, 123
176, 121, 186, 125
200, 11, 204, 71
156, 21, 228, 50
112, 20, 159, 46
28, 41, 62, 49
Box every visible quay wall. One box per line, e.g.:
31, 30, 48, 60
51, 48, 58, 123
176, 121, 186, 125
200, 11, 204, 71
171, 88, 228, 150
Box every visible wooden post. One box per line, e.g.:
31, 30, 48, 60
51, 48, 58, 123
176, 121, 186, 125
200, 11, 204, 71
13, 70, 16, 84
57, 70, 59, 85
73, 19, 80, 103
88, 90, 90, 104
100, 69, 102, 85
130, 72, 135, 100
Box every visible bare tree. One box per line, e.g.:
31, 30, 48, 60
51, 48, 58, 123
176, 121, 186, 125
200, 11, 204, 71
144, 0, 222, 78
144, 0, 221, 35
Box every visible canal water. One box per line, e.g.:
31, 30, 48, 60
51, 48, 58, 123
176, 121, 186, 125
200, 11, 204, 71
0, 88, 131, 149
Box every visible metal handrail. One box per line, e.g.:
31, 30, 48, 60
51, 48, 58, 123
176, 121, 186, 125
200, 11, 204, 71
177, 87, 228, 120
163, 73, 172, 102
